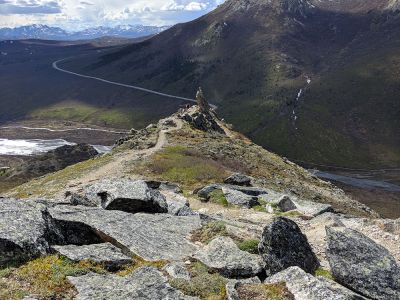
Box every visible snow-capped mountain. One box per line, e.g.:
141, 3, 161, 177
0, 24, 170, 41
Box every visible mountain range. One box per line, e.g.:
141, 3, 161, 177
0, 24, 170, 41
60, 0, 400, 168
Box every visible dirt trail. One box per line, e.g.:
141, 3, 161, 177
66, 118, 183, 189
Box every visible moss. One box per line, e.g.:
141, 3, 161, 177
0, 267, 15, 278
276, 210, 304, 217
8, 255, 105, 299
147, 145, 229, 187
237, 283, 294, 300
237, 239, 259, 254
209, 189, 229, 207
170, 261, 227, 300
315, 267, 334, 281
191, 221, 228, 244
117, 255, 167, 277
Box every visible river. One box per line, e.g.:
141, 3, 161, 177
0, 138, 112, 156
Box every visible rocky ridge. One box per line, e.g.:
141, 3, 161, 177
0, 106, 398, 299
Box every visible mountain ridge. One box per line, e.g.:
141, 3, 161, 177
59, 0, 400, 168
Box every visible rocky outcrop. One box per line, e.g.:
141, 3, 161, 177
221, 187, 259, 208
197, 184, 269, 200
224, 173, 252, 186
259, 217, 319, 275
194, 236, 264, 277
326, 226, 400, 300
49, 205, 201, 261
68, 266, 198, 300
179, 106, 224, 134
67, 179, 168, 214
265, 266, 365, 300
52, 243, 132, 271
0, 198, 51, 266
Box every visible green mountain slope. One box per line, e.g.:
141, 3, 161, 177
60, 0, 400, 168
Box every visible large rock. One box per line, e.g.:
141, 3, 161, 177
163, 191, 196, 216
277, 195, 333, 217
68, 179, 168, 214
265, 266, 365, 300
49, 205, 201, 261
258, 217, 319, 275
180, 108, 224, 134
224, 173, 252, 186
221, 187, 259, 208
68, 266, 198, 300
52, 243, 132, 271
194, 236, 263, 277
326, 226, 400, 300
0, 198, 51, 266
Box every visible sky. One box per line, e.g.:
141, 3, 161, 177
0, 0, 226, 31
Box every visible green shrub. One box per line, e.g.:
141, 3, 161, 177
170, 261, 227, 300
237, 239, 259, 254
148, 146, 228, 186
209, 189, 229, 207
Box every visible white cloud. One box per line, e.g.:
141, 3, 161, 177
0, 0, 226, 30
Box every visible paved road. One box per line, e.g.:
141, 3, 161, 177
52, 57, 202, 105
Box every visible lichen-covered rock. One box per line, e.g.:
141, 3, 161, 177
0, 198, 51, 266
277, 195, 297, 212
49, 205, 201, 261
265, 266, 365, 300
163, 191, 196, 216
326, 226, 400, 300
224, 173, 252, 186
68, 266, 198, 300
67, 179, 168, 214
164, 262, 191, 280
226, 277, 261, 300
294, 199, 333, 217
180, 107, 224, 134
259, 217, 319, 275
194, 236, 263, 277
52, 243, 132, 271
222, 187, 259, 208
197, 184, 269, 200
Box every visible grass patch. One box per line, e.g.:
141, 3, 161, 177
237, 283, 294, 300
117, 255, 167, 277
29, 101, 140, 128
315, 268, 334, 281
6, 255, 105, 299
170, 261, 227, 300
147, 145, 229, 187
209, 189, 229, 207
237, 239, 259, 254
191, 221, 228, 244
276, 210, 304, 217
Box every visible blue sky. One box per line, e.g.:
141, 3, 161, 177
0, 0, 226, 30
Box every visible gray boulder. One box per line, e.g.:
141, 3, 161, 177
68, 179, 168, 214
68, 266, 198, 300
265, 266, 365, 300
224, 173, 252, 186
0, 198, 51, 266
164, 262, 191, 280
226, 277, 261, 300
197, 184, 269, 200
52, 243, 132, 271
194, 236, 263, 277
326, 226, 400, 300
222, 187, 259, 208
164, 192, 196, 216
277, 195, 297, 212
49, 205, 201, 261
259, 217, 319, 275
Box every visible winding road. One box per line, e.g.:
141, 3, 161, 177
52, 57, 200, 105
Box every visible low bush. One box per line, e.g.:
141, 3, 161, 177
237, 239, 260, 254
191, 221, 228, 244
